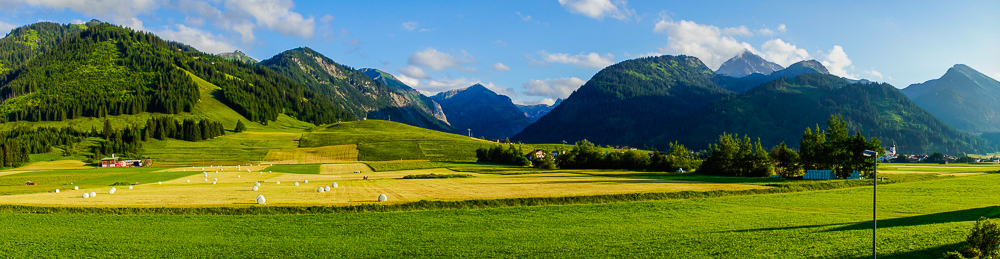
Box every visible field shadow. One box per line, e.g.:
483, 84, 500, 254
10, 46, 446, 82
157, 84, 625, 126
845, 242, 964, 259
826, 206, 1000, 232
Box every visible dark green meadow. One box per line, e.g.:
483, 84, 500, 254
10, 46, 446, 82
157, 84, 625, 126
1, 172, 995, 258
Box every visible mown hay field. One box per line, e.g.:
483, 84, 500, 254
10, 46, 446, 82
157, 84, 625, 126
0, 166, 995, 257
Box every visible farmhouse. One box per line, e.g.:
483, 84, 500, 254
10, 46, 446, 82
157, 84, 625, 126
100, 154, 149, 168
530, 149, 546, 160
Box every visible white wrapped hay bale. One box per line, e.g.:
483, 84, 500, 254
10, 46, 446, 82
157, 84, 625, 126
128, 186, 133, 190
254, 182, 261, 187
212, 181, 217, 185
82, 192, 90, 198
214, 178, 218, 181
304, 180, 308, 184
276, 181, 281, 185
294, 182, 299, 186
317, 187, 324, 192
186, 180, 191, 183
237, 175, 241, 178
158, 181, 162, 184
90, 191, 97, 197
54, 189, 60, 193
324, 186, 331, 192
204, 178, 208, 181
256, 194, 266, 205
74, 186, 79, 190
252, 185, 258, 191
331, 182, 338, 188
378, 194, 387, 202
109, 187, 116, 195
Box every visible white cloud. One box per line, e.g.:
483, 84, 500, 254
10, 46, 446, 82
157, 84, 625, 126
402, 21, 418, 31
539, 51, 615, 69
722, 26, 752, 36
557, 0, 635, 21
526, 98, 557, 106
757, 28, 775, 36
408, 47, 471, 71
993, 73, 1000, 81
320, 14, 334, 23
761, 39, 810, 67
157, 24, 237, 54
0, 20, 16, 37
863, 70, 884, 80
820, 45, 857, 79
517, 12, 535, 22
13, 0, 158, 30
456, 67, 480, 73
223, 0, 315, 38
398, 65, 429, 79
777, 24, 787, 33
491, 62, 511, 71
395, 73, 419, 87
523, 77, 586, 99
653, 19, 754, 69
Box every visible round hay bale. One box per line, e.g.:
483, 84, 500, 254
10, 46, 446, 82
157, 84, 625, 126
82, 192, 89, 198
294, 182, 299, 186
276, 181, 281, 185
254, 182, 261, 187
74, 186, 79, 190
317, 187, 324, 192
378, 194, 388, 202
214, 178, 218, 181
186, 180, 191, 183
204, 178, 208, 181
90, 191, 97, 197
212, 181, 217, 185
256, 194, 266, 205
158, 181, 162, 184
54, 189, 60, 193
332, 182, 339, 188
324, 186, 331, 192
304, 180, 309, 183
109, 187, 116, 195
128, 186, 133, 190
252, 185, 258, 191
237, 175, 241, 178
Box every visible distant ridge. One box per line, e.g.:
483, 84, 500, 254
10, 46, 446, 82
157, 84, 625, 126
715, 49, 784, 77
902, 64, 1000, 133
431, 84, 532, 139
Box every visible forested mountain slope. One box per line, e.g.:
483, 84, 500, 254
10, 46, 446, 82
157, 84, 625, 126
902, 64, 1000, 134
260, 48, 452, 132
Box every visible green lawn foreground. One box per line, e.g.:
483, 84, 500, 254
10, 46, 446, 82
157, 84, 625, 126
1, 173, 995, 258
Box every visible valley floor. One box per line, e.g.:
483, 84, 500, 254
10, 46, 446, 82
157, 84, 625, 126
0, 162, 995, 258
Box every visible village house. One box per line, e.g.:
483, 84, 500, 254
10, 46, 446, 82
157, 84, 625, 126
100, 154, 148, 168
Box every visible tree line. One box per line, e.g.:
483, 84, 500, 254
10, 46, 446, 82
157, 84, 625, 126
475, 139, 696, 172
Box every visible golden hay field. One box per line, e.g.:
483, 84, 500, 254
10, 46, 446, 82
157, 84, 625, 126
263, 145, 359, 164
0, 165, 767, 207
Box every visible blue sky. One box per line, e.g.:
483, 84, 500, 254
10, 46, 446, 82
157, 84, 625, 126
0, 0, 997, 105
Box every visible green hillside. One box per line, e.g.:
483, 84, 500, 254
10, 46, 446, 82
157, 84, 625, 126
676, 73, 992, 154
300, 120, 562, 162
902, 64, 1000, 134
514, 55, 732, 147
0, 23, 352, 126
215, 50, 257, 64
260, 48, 452, 132
0, 21, 90, 73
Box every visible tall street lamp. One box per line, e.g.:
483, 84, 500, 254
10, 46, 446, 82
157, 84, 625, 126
863, 149, 878, 258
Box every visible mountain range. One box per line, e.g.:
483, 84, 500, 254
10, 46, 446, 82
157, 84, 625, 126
514, 53, 994, 154
902, 64, 1000, 134
431, 84, 532, 139
0, 20, 998, 155
259, 47, 452, 132
516, 99, 563, 122
715, 49, 784, 77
